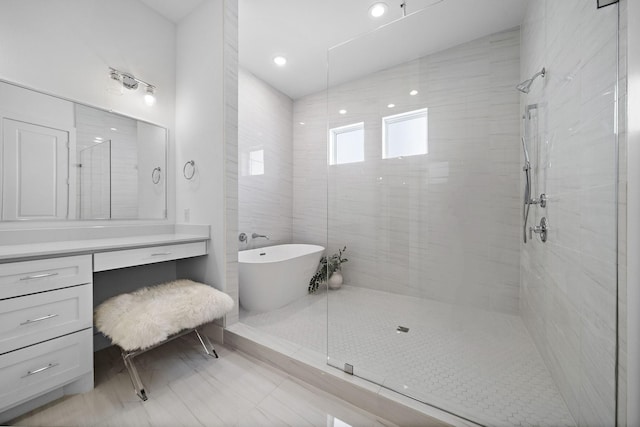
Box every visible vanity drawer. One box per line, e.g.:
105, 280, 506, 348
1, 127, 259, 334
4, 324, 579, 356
93, 241, 207, 272
0, 328, 92, 411
0, 255, 92, 299
0, 284, 92, 355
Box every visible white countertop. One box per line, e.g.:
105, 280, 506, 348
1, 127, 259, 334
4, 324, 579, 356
0, 232, 209, 262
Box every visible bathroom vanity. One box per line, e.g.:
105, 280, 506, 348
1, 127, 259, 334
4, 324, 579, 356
0, 225, 209, 422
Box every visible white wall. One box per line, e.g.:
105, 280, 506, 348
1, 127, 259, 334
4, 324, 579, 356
175, 0, 226, 288
238, 68, 293, 249
293, 28, 522, 314
519, 2, 619, 425
0, 0, 177, 226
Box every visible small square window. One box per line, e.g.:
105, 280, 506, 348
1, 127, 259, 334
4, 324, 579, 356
249, 149, 264, 175
382, 108, 428, 159
329, 122, 364, 165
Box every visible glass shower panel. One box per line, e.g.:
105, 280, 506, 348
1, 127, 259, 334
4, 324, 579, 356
326, 2, 618, 426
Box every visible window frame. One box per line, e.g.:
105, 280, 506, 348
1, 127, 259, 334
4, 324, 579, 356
329, 121, 365, 165
382, 108, 428, 159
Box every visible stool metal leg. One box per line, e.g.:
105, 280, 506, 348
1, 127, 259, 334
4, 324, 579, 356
194, 328, 218, 358
122, 351, 148, 401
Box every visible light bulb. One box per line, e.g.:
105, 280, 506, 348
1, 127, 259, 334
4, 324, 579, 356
273, 56, 287, 66
369, 2, 388, 18
144, 86, 156, 106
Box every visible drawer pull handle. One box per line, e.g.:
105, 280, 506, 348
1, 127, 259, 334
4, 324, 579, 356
151, 252, 172, 256
20, 314, 59, 326
22, 363, 59, 378
20, 272, 59, 281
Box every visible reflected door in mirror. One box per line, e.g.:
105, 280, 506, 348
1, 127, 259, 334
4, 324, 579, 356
1, 119, 69, 220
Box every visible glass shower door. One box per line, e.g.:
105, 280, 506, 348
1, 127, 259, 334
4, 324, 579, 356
325, 2, 619, 426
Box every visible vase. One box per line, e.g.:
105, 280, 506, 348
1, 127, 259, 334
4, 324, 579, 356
328, 271, 343, 289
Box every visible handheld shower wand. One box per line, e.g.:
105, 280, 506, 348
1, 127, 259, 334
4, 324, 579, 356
522, 137, 532, 243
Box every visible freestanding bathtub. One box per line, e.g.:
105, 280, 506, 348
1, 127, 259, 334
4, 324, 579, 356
239, 244, 325, 312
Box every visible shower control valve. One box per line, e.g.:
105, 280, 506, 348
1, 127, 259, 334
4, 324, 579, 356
529, 217, 549, 243
239, 232, 248, 243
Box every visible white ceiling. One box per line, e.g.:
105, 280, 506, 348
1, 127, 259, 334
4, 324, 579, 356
240, 0, 527, 100
140, 0, 527, 100
139, 0, 204, 23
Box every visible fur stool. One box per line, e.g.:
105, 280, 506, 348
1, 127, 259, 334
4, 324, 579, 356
94, 279, 234, 400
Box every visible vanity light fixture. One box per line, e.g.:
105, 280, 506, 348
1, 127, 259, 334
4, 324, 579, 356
144, 86, 156, 106
369, 2, 388, 17
109, 67, 157, 106
273, 56, 287, 66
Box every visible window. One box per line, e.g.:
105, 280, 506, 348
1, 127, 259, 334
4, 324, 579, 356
382, 108, 428, 159
329, 122, 364, 165
249, 149, 264, 175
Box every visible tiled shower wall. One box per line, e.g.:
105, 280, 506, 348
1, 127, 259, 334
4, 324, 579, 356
238, 68, 293, 249
292, 29, 522, 314
519, 1, 618, 425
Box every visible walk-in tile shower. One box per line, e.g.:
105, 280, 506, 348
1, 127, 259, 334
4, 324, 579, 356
238, 1, 620, 425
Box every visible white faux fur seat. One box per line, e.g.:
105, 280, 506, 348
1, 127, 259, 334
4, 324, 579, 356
94, 279, 234, 400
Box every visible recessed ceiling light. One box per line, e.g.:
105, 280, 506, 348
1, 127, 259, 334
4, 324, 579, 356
95, 137, 103, 141
409, 90, 419, 96
110, 127, 118, 131
387, 103, 395, 108
369, 2, 388, 18
339, 109, 347, 115
299, 122, 305, 125
273, 56, 287, 66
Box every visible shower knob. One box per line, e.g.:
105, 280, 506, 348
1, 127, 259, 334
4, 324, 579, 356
529, 217, 549, 243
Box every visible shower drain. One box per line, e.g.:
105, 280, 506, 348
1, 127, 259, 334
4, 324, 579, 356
396, 326, 409, 333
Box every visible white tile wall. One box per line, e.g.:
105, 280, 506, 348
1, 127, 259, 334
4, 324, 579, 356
224, 0, 239, 326
238, 68, 294, 249
292, 28, 522, 314
519, 1, 619, 426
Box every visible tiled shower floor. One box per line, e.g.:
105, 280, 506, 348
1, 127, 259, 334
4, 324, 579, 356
239, 285, 576, 427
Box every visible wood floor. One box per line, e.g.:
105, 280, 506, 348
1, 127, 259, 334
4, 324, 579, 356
10, 336, 396, 427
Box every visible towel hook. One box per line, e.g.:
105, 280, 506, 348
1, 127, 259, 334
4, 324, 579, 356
151, 167, 162, 184
183, 160, 196, 180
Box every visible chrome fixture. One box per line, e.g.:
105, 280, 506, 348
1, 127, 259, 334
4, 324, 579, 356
529, 217, 549, 243
183, 160, 196, 180
522, 137, 533, 243
521, 136, 548, 243
151, 167, 161, 184
251, 233, 269, 240
239, 233, 248, 243
597, 0, 618, 8
109, 67, 156, 105
516, 67, 546, 93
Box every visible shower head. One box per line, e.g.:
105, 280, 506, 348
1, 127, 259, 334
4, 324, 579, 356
516, 67, 546, 93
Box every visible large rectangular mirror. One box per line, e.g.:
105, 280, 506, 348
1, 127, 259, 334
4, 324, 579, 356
0, 79, 167, 220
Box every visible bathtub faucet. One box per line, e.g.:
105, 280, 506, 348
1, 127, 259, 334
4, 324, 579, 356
251, 233, 269, 240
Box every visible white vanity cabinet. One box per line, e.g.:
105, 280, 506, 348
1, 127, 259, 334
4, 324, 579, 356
0, 227, 210, 422
0, 255, 93, 415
